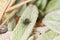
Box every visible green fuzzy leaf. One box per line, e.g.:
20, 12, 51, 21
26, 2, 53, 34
36, 30, 58, 40
8, 18, 15, 31
40, 0, 47, 10
43, 10, 60, 34
12, 4, 38, 40
35, 0, 42, 7
53, 35, 60, 40
16, 4, 27, 16
46, 0, 60, 13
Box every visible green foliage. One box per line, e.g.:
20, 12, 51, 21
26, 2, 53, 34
12, 4, 38, 40
46, 0, 60, 13
36, 30, 58, 40
43, 10, 60, 34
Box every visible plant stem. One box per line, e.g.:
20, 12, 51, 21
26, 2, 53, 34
6, 0, 32, 12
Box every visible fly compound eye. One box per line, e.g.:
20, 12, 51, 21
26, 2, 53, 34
23, 18, 31, 25
0, 25, 8, 34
